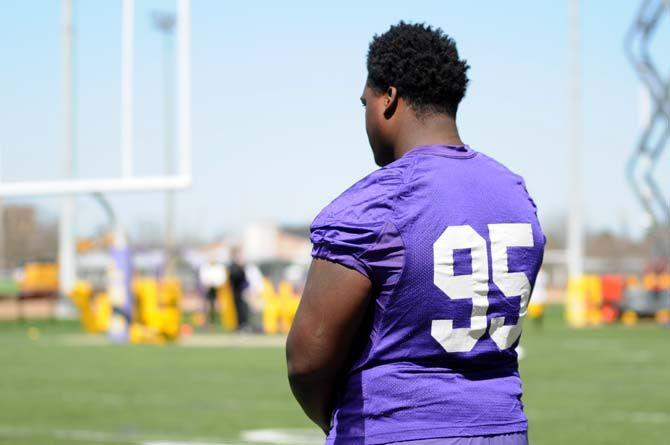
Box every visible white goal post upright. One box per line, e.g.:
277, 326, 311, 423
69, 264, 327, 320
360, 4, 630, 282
121, 0, 134, 178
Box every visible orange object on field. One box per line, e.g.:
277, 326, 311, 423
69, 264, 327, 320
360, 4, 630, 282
643, 273, 659, 291
655, 309, 670, 324
626, 275, 640, 287
659, 273, 670, 290
601, 304, 619, 324
601, 275, 625, 303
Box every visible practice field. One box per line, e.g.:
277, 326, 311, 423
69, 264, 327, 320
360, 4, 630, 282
0, 308, 668, 445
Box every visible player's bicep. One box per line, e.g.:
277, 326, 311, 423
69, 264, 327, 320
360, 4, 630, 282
286, 258, 372, 376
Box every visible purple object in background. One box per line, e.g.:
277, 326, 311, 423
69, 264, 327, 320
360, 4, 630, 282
108, 240, 133, 343
310, 145, 545, 444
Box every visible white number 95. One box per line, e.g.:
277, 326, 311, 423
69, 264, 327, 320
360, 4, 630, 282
431, 223, 534, 353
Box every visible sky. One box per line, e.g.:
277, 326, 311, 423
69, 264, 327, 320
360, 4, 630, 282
0, 1, 667, 241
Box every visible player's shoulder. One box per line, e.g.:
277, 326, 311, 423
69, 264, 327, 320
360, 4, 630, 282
476, 151, 541, 215
474, 151, 526, 186
312, 160, 410, 228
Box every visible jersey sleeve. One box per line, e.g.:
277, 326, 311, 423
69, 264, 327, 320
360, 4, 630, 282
310, 168, 405, 282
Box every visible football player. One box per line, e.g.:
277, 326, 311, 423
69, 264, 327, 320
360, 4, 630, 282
286, 22, 545, 445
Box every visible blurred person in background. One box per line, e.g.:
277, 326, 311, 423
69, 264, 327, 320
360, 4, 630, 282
287, 22, 544, 445
198, 259, 226, 326
228, 246, 250, 331
284, 264, 307, 295
243, 262, 265, 331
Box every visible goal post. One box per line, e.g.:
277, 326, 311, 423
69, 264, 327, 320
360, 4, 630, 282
0, 0, 192, 198
0, 0, 193, 342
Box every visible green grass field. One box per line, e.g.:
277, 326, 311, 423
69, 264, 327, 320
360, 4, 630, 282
0, 307, 668, 445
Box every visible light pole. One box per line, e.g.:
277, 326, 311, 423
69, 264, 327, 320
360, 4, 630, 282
0, 204, 4, 274
152, 12, 177, 276
0, 147, 4, 272
567, 0, 584, 282
58, 0, 77, 317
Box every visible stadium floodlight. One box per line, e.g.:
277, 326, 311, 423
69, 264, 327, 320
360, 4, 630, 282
152, 10, 178, 273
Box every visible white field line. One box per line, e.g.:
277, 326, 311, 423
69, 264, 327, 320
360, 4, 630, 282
0, 425, 237, 445
179, 334, 286, 348
142, 440, 242, 445
527, 410, 670, 425
0, 425, 322, 445
630, 412, 670, 423
240, 428, 323, 445
60, 333, 287, 348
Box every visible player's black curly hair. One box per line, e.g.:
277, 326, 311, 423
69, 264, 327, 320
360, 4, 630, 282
366, 21, 470, 118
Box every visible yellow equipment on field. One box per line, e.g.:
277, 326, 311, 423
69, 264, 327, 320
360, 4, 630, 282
584, 275, 603, 325
643, 272, 670, 292
218, 280, 238, 331
130, 277, 183, 344
69, 280, 111, 333
261, 278, 281, 334
621, 310, 638, 326
70, 277, 182, 343
527, 302, 545, 319
278, 280, 300, 334
259, 278, 301, 334
21, 262, 59, 297
565, 275, 603, 327
159, 278, 182, 340
566, 277, 588, 328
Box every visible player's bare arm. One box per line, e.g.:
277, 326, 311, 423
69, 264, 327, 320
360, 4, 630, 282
286, 259, 372, 434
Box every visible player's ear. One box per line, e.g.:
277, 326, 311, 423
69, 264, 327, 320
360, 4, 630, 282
383, 86, 399, 119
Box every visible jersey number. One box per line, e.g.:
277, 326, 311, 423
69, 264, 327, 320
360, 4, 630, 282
430, 223, 533, 353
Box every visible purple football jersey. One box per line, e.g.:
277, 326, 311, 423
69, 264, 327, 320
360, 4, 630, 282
310, 144, 545, 444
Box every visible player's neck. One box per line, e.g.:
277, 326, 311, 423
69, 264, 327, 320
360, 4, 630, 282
394, 131, 465, 159
393, 115, 464, 160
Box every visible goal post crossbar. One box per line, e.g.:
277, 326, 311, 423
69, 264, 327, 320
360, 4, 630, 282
0, 175, 191, 197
